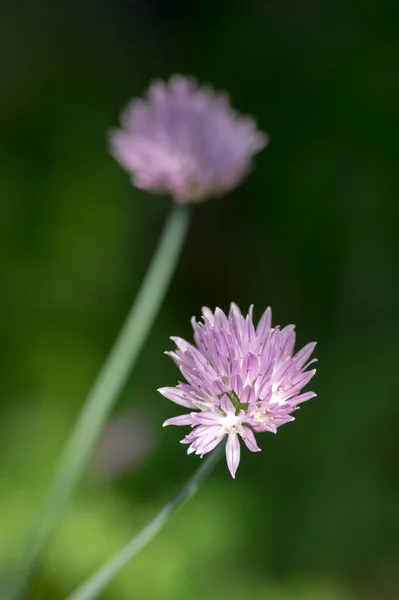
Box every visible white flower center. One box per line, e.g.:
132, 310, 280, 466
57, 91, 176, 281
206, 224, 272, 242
222, 413, 241, 433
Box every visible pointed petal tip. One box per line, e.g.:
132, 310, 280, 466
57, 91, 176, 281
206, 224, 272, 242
201, 305, 212, 313
158, 386, 172, 396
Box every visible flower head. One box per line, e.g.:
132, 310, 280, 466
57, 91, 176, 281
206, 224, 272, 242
109, 75, 267, 203
159, 304, 317, 478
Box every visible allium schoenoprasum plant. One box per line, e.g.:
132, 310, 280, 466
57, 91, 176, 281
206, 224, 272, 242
66, 305, 317, 600
10, 76, 267, 600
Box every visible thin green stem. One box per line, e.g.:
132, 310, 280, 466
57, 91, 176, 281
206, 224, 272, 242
11, 204, 190, 599
68, 446, 223, 600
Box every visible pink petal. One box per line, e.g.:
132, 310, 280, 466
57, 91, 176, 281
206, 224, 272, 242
214, 307, 229, 331
201, 306, 215, 325
192, 412, 224, 425
293, 342, 317, 368
289, 369, 317, 394
240, 427, 261, 452
158, 387, 195, 408
229, 303, 245, 341
302, 358, 318, 370
256, 307, 271, 339
241, 352, 259, 385
195, 433, 224, 456
220, 394, 235, 415
279, 325, 296, 358
163, 414, 194, 427
291, 391, 317, 405
170, 336, 196, 352
225, 434, 241, 478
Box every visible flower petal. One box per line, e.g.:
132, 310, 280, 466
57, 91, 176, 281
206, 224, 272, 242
195, 433, 224, 456
192, 412, 224, 425
256, 306, 271, 339
225, 433, 241, 478
220, 394, 235, 415
163, 414, 194, 427
290, 391, 317, 405
293, 342, 317, 369
157, 386, 195, 408
240, 427, 261, 452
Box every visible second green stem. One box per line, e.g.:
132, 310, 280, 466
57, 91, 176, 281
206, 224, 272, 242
68, 445, 223, 600
12, 204, 190, 598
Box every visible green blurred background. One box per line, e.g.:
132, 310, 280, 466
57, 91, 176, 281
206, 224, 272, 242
1, 0, 399, 598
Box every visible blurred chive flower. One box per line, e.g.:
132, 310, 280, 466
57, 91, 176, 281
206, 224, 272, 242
109, 75, 267, 203
160, 304, 317, 478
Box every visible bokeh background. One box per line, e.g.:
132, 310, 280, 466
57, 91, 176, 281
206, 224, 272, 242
2, 0, 399, 598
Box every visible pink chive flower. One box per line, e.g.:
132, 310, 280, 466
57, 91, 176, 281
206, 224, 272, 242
109, 75, 267, 203
159, 304, 317, 478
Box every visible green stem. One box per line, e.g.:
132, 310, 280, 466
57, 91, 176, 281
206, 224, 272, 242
68, 446, 223, 600
11, 204, 191, 599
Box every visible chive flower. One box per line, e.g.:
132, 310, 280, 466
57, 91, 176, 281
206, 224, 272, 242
159, 304, 317, 477
109, 75, 267, 203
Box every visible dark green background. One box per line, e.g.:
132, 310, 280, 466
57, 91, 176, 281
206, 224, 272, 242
1, 1, 399, 598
